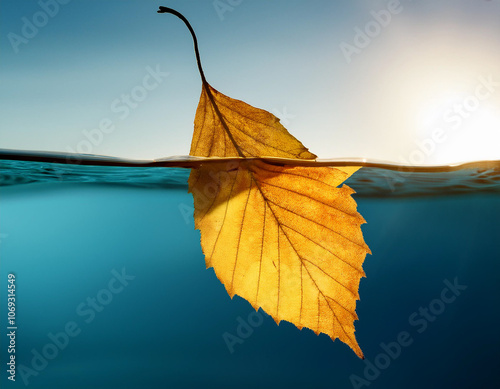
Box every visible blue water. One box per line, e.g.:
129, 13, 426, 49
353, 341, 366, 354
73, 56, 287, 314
1, 159, 500, 388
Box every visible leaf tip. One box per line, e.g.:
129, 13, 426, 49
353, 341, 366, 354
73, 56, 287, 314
350, 339, 365, 359
227, 289, 235, 299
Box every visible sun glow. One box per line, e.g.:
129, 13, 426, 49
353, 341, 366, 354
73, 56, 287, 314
415, 81, 500, 164
359, 17, 500, 165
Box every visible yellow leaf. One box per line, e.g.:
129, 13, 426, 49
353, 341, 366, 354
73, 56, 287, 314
158, 6, 371, 358
188, 82, 370, 358
190, 160, 370, 358
191, 84, 317, 159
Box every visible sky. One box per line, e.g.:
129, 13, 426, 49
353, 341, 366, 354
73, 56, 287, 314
1, 0, 500, 164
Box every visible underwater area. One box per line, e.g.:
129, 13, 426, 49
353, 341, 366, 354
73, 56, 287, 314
1, 153, 499, 389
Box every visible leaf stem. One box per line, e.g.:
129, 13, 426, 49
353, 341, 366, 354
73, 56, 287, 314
157, 6, 245, 158
157, 6, 207, 85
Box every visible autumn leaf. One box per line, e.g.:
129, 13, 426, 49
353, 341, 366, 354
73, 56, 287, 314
159, 6, 371, 358
191, 84, 316, 160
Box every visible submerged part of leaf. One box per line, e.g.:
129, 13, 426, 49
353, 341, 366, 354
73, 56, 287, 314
189, 160, 370, 358
191, 84, 317, 160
